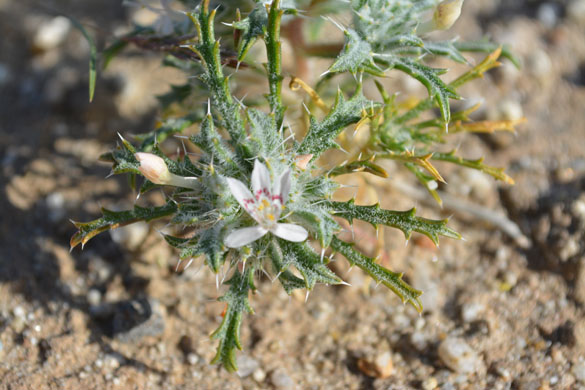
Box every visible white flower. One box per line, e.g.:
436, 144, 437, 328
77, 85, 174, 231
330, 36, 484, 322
225, 160, 309, 248
135, 152, 198, 189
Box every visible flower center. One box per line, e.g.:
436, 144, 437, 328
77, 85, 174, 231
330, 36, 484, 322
247, 189, 283, 229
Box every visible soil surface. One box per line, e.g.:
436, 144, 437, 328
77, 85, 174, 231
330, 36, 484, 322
1, 0, 585, 389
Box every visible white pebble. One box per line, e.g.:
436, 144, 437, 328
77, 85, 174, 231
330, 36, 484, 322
270, 369, 294, 389
87, 289, 102, 306
253, 368, 267, 382
236, 355, 259, 378
438, 338, 482, 374
537, 3, 559, 28
568, 0, 585, 26
34, 16, 72, 50
461, 302, 485, 323
573, 361, 585, 383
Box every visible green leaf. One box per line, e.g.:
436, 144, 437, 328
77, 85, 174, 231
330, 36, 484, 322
329, 28, 375, 74
268, 238, 306, 294
296, 89, 369, 158
454, 40, 520, 68
177, 222, 227, 272
211, 268, 255, 372
288, 205, 340, 248
233, 4, 268, 61
330, 237, 422, 312
190, 113, 242, 175
134, 115, 199, 151
328, 158, 389, 178
68, 16, 97, 102
265, 0, 286, 127
327, 200, 461, 245
432, 151, 515, 184
70, 201, 177, 249
383, 57, 460, 123
278, 240, 342, 289
246, 108, 283, 158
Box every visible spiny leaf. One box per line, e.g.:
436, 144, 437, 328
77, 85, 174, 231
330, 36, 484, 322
327, 200, 461, 245
378, 151, 444, 183
278, 240, 343, 289
450, 47, 503, 88
288, 205, 340, 248
233, 3, 268, 61
296, 90, 369, 158
328, 158, 389, 178
454, 40, 520, 68
385, 57, 460, 123
330, 237, 423, 312
135, 115, 199, 151
268, 238, 306, 294
432, 151, 515, 184
179, 222, 226, 272
329, 28, 375, 74
211, 268, 254, 372
190, 113, 242, 174
246, 108, 283, 158
70, 201, 177, 249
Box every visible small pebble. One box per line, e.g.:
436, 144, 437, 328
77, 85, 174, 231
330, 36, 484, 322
236, 355, 260, 378
34, 16, 72, 50
572, 361, 585, 383
537, 3, 560, 28
422, 377, 438, 390
357, 351, 393, 379
568, 0, 585, 26
13, 306, 26, 319
87, 289, 102, 306
270, 369, 294, 389
461, 302, 485, 323
253, 368, 266, 382
438, 337, 482, 374
187, 353, 199, 366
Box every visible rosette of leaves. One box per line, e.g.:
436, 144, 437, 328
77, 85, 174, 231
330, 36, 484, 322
70, 0, 523, 372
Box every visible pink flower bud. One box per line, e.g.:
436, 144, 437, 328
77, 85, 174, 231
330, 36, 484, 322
135, 152, 198, 189
135, 152, 172, 185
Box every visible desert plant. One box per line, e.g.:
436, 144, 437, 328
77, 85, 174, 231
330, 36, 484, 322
70, 0, 522, 371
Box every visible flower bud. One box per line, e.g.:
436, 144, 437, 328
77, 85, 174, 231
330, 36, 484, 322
432, 0, 464, 31
135, 152, 172, 184
135, 152, 198, 189
418, 0, 464, 33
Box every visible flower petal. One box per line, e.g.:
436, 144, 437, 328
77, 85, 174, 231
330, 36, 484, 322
227, 177, 254, 210
251, 159, 272, 197
271, 223, 309, 242
225, 226, 268, 248
273, 168, 292, 204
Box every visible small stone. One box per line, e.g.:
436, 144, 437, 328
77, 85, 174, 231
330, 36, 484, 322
411, 332, 427, 351
111, 298, 165, 343
438, 337, 482, 374
13, 306, 26, 319
568, 0, 585, 26
422, 377, 438, 390
537, 3, 560, 28
110, 222, 149, 251
187, 353, 200, 366
572, 361, 585, 383
270, 369, 294, 389
236, 355, 260, 378
357, 351, 393, 379
253, 368, 266, 382
87, 289, 102, 306
105, 353, 125, 370
33, 16, 72, 50
461, 302, 485, 323
46, 192, 66, 222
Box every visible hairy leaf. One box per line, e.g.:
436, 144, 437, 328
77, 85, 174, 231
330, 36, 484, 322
331, 237, 422, 312
327, 200, 461, 245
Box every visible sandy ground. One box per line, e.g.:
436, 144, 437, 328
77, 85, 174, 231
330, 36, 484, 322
1, 0, 585, 389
